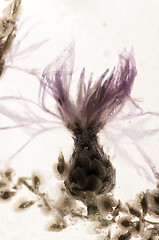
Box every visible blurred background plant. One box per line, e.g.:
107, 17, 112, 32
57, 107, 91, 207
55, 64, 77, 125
1, 166, 159, 239
0, 0, 21, 77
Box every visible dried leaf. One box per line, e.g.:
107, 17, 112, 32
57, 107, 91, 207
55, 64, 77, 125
17, 200, 34, 210
47, 221, 66, 232
32, 175, 40, 191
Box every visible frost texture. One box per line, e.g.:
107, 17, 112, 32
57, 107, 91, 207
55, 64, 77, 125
40, 44, 137, 132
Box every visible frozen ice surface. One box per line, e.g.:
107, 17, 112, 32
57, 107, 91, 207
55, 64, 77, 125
0, 0, 159, 239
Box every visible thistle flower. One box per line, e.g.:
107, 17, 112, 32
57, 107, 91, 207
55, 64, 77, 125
0, 43, 138, 206
38, 43, 137, 205
1, 43, 159, 208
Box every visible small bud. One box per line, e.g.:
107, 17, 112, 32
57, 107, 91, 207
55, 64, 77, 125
31, 173, 41, 191
4, 168, 14, 181
54, 152, 68, 180
57, 152, 65, 174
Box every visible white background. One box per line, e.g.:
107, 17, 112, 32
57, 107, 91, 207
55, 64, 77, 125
0, 0, 159, 239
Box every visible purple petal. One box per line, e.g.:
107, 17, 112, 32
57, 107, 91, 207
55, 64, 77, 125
40, 43, 79, 129
40, 45, 137, 132
76, 49, 137, 131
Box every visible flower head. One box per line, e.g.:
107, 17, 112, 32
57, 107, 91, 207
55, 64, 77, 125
40, 44, 137, 134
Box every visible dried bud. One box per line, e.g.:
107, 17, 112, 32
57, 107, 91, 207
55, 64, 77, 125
136, 192, 148, 215
126, 204, 141, 218
97, 194, 118, 215
54, 152, 68, 180
117, 216, 133, 231
146, 189, 159, 216
0, 19, 14, 38
0, 190, 15, 200
130, 220, 143, 237
113, 231, 131, 240
31, 173, 41, 191
4, 168, 14, 181
46, 218, 67, 232
56, 194, 75, 216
